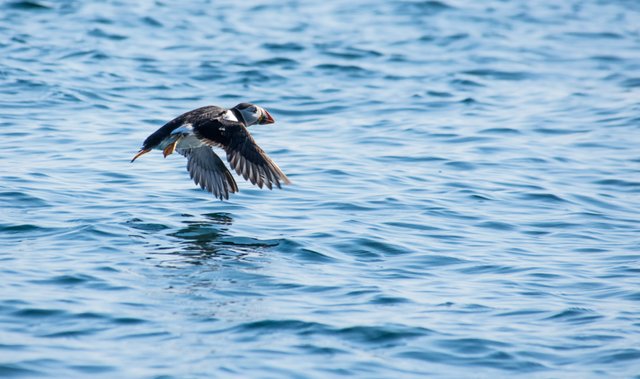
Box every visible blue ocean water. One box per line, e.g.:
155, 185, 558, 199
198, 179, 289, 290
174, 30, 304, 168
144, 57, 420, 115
1, 0, 640, 377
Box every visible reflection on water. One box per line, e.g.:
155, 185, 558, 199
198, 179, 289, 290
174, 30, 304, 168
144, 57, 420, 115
131, 212, 282, 265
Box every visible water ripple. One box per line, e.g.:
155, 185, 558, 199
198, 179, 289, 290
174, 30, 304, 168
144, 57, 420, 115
2, 0, 640, 377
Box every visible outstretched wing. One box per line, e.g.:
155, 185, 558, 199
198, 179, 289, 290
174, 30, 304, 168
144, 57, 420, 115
178, 147, 238, 200
194, 122, 290, 190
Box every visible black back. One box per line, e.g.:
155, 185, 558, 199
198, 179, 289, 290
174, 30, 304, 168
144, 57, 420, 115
142, 105, 225, 149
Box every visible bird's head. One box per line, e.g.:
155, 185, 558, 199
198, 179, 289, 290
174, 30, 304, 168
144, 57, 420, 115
233, 103, 275, 126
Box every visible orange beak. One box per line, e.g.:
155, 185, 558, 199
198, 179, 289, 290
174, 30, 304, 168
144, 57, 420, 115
262, 110, 275, 124
131, 148, 151, 163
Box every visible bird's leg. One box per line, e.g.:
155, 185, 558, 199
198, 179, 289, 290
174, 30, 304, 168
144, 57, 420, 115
163, 136, 181, 158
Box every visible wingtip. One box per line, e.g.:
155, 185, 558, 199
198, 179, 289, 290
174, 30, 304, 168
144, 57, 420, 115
278, 173, 292, 186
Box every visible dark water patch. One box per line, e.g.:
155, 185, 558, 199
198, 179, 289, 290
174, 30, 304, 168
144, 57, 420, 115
533, 127, 587, 135
0, 364, 43, 378
591, 349, 640, 364
594, 115, 636, 128
58, 50, 98, 60
74, 312, 110, 320
398, 0, 455, 13
370, 295, 412, 305
459, 97, 477, 105
449, 78, 485, 87
262, 42, 305, 52
564, 32, 624, 40
6, 0, 52, 10
91, 16, 114, 25
322, 47, 383, 59
41, 329, 103, 338
219, 236, 281, 249
201, 213, 234, 225
572, 194, 625, 212
314, 64, 373, 76
623, 292, 640, 301
398, 349, 546, 371
526, 221, 580, 230
112, 317, 147, 325
0, 129, 29, 138
0, 191, 49, 208
296, 344, 348, 356
459, 264, 523, 275
462, 69, 533, 81
115, 331, 172, 340
278, 239, 337, 263
30, 274, 100, 286
621, 78, 640, 88
497, 309, 547, 317
527, 272, 563, 279
426, 90, 453, 98
407, 254, 468, 267
444, 161, 476, 170
423, 100, 460, 109
335, 324, 431, 345
518, 192, 568, 203
545, 308, 603, 324
572, 247, 608, 253
234, 320, 328, 335
479, 127, 521, 135
421, 33, 469, 46
375, 155, 447, 164
87, 28, 128, 41
54, 224, 122, 242
351, 237, 409, 257
126, 218, 171, 232
141, 16, 163, 27
572, 141, 613, 149
69, 364, 116, 374
469, 193, 493, 201
589, 54, 624, 63
571, 334, 623, 342
168, 223, 224, 242
0, 344, 28, 351
0, 223, 59, 236
256, 57, 299, 68
233, 320, 431, 347
384, 221, 441, 232
436, 338, 509, 355
444, 136, 492, 144
12, 308, 66, 318
475, 221, 516, 231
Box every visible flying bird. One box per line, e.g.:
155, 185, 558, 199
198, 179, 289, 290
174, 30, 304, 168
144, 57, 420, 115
131, 103, 290, 200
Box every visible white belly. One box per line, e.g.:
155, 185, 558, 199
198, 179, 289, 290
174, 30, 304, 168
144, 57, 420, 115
176, 134, 204, 149
167, 123, 205, 149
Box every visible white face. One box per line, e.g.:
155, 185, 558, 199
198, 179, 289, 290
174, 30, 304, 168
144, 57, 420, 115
239, 105, 262, 126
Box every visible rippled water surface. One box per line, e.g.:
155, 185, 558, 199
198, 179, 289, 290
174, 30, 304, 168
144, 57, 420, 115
2, 0, 640, 377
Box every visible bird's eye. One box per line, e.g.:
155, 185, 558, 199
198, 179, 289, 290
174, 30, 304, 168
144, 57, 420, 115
250, 107, 258, 113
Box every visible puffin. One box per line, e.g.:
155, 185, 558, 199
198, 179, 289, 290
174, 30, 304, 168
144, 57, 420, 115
131, 103, 290, 200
